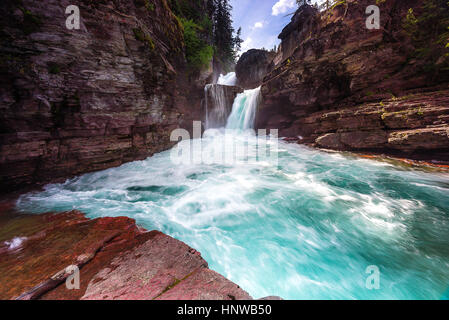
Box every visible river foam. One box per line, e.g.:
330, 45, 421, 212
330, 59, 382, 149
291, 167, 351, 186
16, 132, 449, 299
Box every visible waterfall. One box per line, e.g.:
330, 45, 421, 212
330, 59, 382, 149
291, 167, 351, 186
217, 72, 237, 86
204, 84, 231, 129
18, 78, 449, 300
204, 72, 261, 130
226, 87, 261, 130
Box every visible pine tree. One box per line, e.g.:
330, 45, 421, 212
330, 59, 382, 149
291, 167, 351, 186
169, 0, 242, 71
213, 0, 236, 69
207, 0, 216, 18
233, 27, 243, 58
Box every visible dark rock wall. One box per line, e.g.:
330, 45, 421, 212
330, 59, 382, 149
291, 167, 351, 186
278, 4, 318, 62
0, 0, 206, 192
235, 49, 275, 89
258, 0, 449, 162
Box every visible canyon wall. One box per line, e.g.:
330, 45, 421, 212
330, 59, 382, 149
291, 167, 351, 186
0, 0, 209, 192
257, 0, 449, 162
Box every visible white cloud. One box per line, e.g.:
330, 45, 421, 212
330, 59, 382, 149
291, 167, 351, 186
272, 0, 296, 16
253, 21, 264, 29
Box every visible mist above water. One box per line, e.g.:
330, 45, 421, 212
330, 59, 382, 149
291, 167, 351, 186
217, 72, 237, 86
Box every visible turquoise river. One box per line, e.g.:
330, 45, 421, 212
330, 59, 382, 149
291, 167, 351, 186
16, 85, 449, 300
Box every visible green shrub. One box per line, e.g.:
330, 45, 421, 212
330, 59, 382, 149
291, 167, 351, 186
20, 8, 42, 35
144, 0, 155, 11
180, 18, 213, 72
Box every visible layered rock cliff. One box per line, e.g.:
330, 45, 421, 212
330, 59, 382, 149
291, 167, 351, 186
0, 0, 210, 192
257, 0, 449, 162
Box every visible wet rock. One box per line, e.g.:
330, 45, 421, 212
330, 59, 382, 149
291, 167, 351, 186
259, 296, 283, 300
155, 268, 251, 300
312, 91, 449, 160
388, 128, 449, 153
0, 209, 252, 300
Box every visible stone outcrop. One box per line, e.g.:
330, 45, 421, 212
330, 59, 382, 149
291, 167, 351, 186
0, 208, 251, 300
235, 49, 275, 89
312, 90, 449, 160
257, 0, 449, 162
277, 4, 318, 62
0, 0, 208, 193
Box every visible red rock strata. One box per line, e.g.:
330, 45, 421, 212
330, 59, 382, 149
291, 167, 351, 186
0, 209, 251, 300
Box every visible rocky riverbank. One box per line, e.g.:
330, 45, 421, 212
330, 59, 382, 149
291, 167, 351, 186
0, 203, 252, 300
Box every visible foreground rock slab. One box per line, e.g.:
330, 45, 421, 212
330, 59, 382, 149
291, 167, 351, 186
0, 209, 251, 300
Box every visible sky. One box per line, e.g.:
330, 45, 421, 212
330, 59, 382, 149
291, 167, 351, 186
230, 0, 325, 55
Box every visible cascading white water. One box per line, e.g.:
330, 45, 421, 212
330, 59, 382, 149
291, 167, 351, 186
204, 84, 230, 129
217, 72, 237, 86
204, 72, 241, 129
226, 87, 261, 130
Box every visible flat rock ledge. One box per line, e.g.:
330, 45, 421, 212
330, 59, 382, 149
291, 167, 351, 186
0, 209, 251, 300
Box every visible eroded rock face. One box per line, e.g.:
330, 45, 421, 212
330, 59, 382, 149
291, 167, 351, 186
0, 209, 251, 300
82, 231, 250, 300
235, 49, 275, 90
258, 0, 449, 162
0, 0, 206, 192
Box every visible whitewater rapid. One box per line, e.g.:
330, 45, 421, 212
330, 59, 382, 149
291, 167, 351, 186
16, 80, 449, 300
